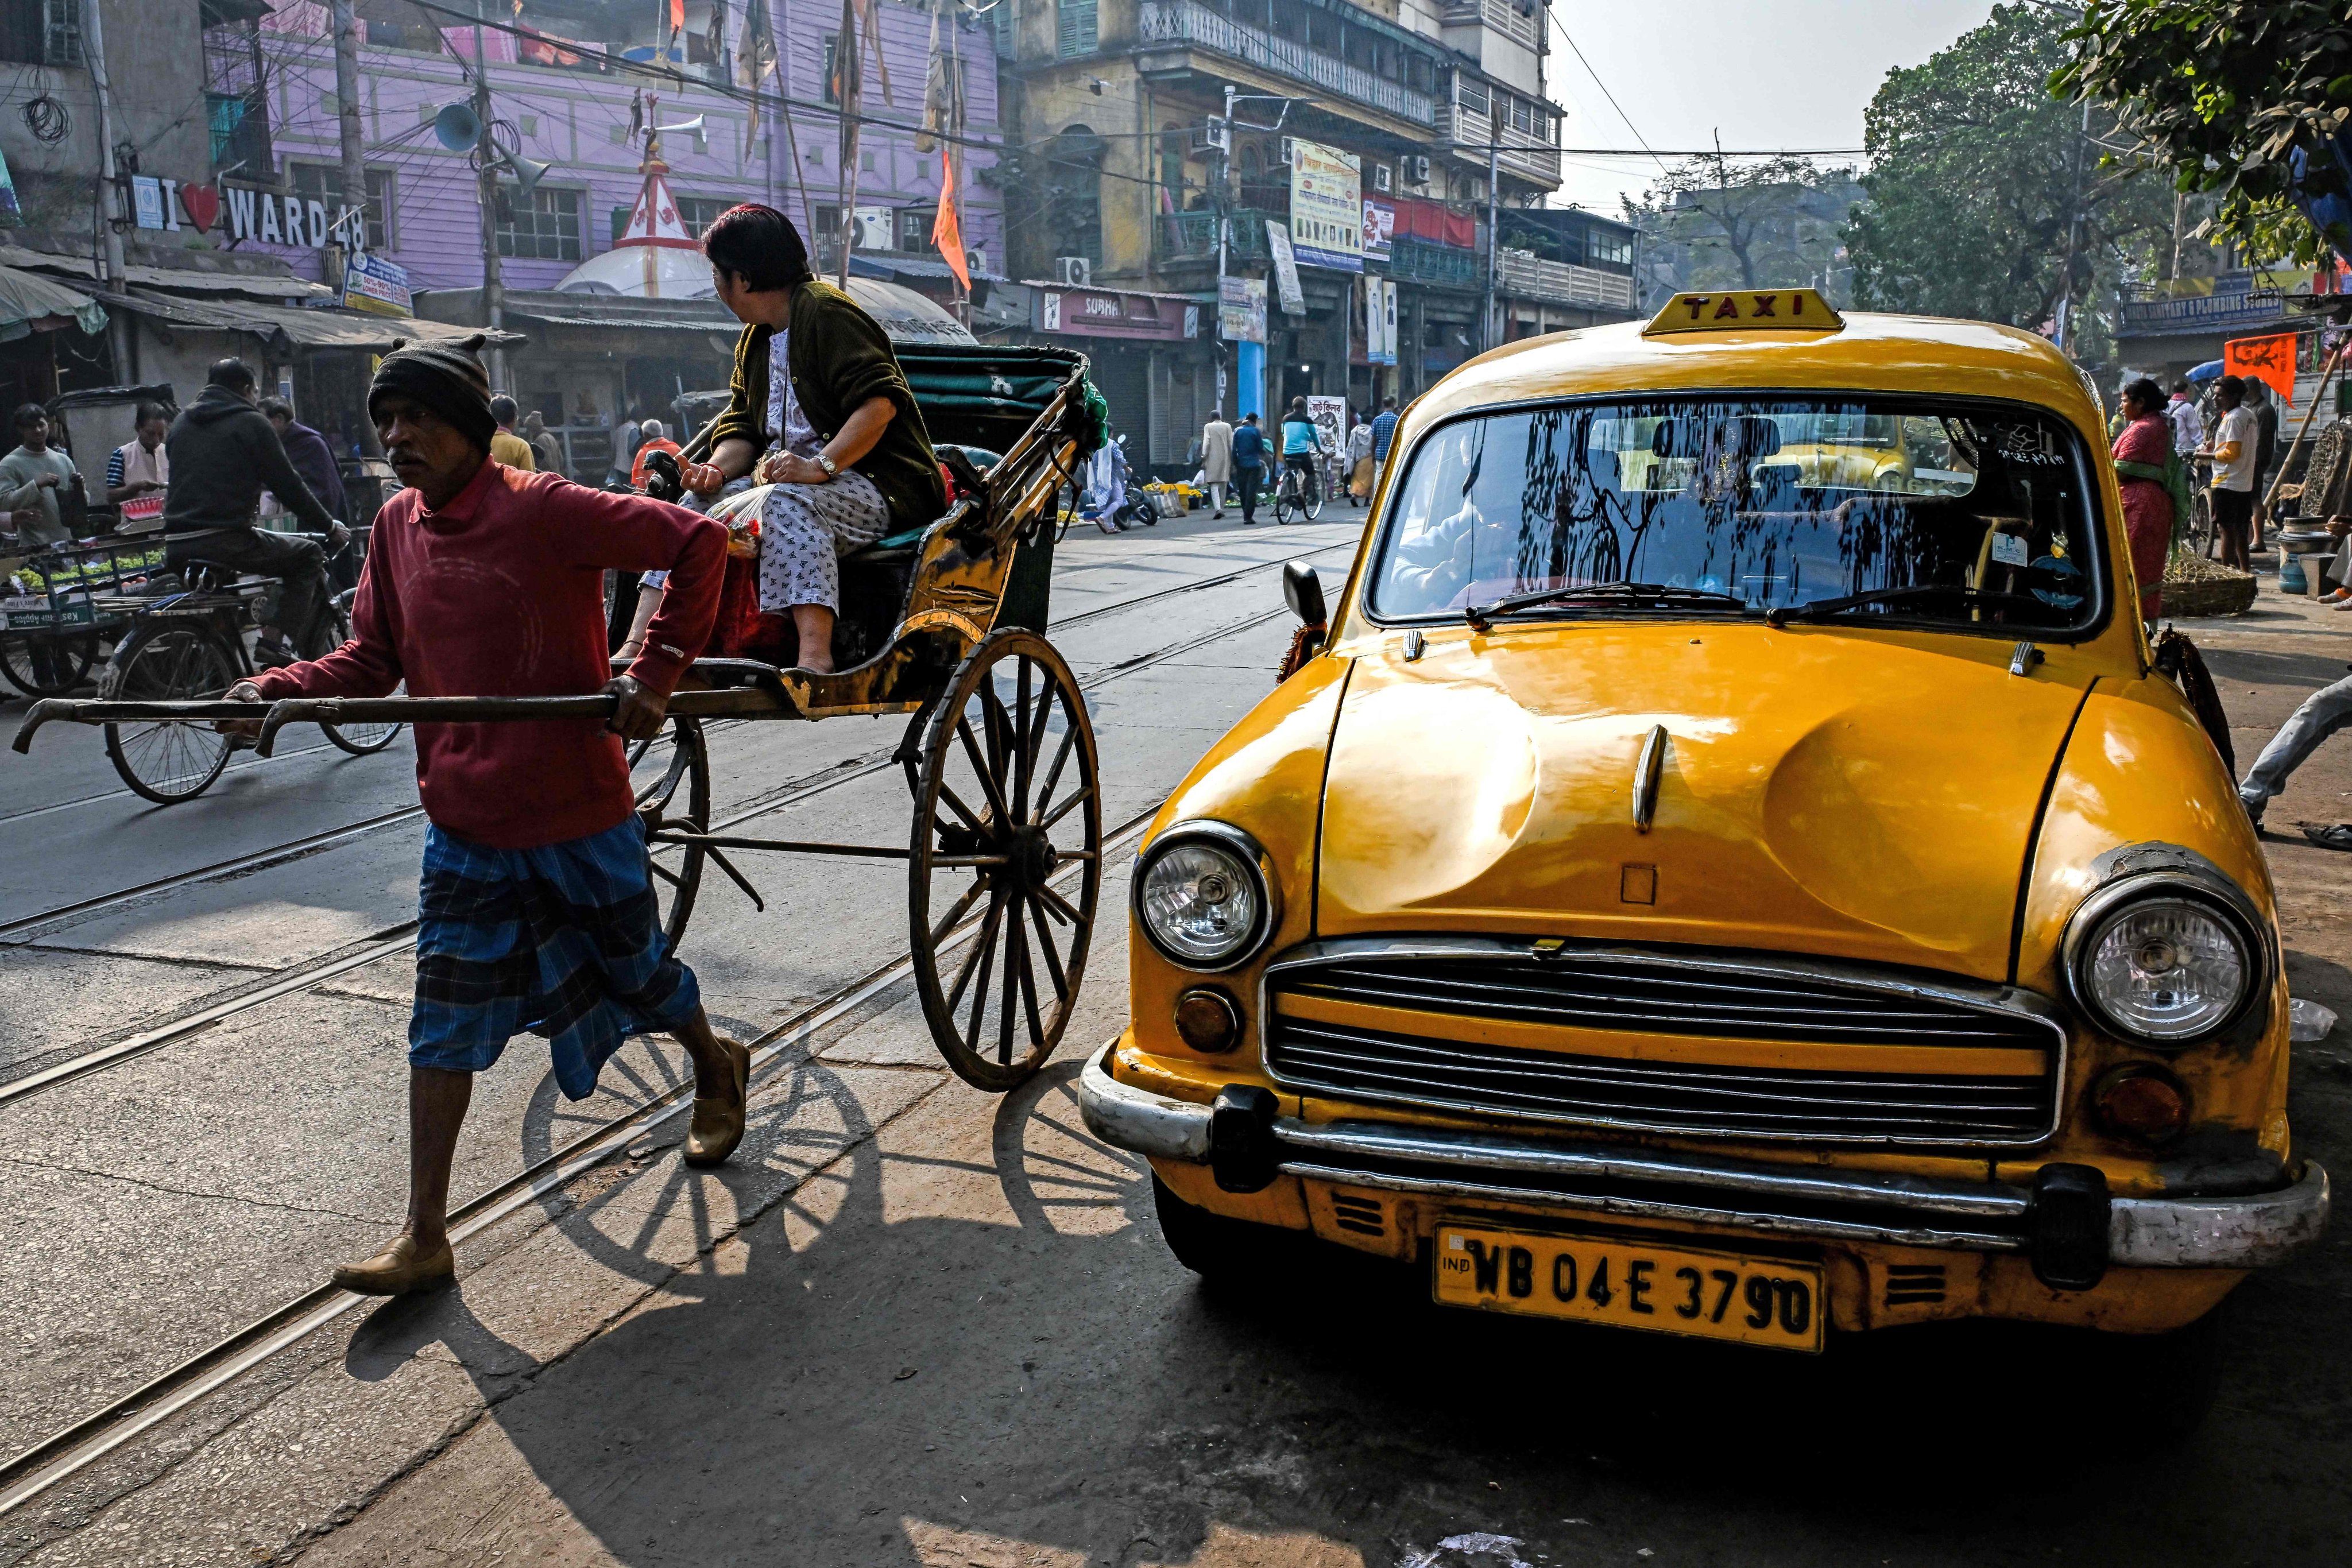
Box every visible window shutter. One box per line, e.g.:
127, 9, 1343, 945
1057, 0, 1095, 58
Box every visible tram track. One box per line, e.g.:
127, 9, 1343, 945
0, 533, 1355, 946
0, 586, 1309, 1108
0, 799, 1166, 1521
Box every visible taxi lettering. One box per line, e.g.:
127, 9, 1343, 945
1649, 288, 1842, 335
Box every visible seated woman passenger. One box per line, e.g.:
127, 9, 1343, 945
622, 203, 947, 674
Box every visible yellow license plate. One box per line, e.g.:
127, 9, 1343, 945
1433, 1225, 1824, 1353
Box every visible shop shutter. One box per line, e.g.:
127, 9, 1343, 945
1087, 343, 1151, 468
1150, 352, 1209, 470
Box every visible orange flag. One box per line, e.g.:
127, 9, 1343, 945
668, 0, 684, 37
2225, 332, 2298, 408
933, 149, 969, 289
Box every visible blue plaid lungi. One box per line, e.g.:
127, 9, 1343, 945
410, 815, 702, 1101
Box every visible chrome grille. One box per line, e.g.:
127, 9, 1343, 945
1263, 942, 2063, 1148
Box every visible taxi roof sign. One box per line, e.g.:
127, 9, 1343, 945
1643, 288, 1844, 336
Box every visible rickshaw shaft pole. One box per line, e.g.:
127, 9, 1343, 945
649, 830, 968, 863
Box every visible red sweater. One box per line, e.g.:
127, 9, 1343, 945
252, 459, 725, 849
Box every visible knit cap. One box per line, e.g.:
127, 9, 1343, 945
368, 333, 496, 452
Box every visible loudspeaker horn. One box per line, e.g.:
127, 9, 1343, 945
432, 103, 482, 151
505, 154, 553, 198
652, 115, 705, 138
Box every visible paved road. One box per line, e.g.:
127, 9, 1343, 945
3, 536, 2350, 1568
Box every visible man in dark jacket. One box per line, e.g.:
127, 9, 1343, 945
166, 359, 347, 665
260, 397, 349, 520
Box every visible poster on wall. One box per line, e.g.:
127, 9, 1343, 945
1306, 395, 1348, 456
1264, 221, 1306, 316
1381, 277, 1399, 365
1289, 141, 1362, 272
1361, 198, 1395, 264
1364, 277, 1395, 365
1219, 274, 1267, 343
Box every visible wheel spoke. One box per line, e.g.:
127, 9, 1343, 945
1012, 658, 1035, 819
927, 874, 991, 947
1033, 880, 1083, 927
1038, 784, 1094, 833
1013, 912, 1047, 1051
998, 908, 1020, 1066
646, 858, 683, 888
979, 681, 1011, 796
955, 715, 1012, 828
1025, 894, 1069, 1000
949, 886, 1006, 1015
1030, 720, 1079, 826
935, 780, 991, 839
962, 888, 1005, 1059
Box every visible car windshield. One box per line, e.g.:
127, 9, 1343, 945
1367, 395, 2105, 632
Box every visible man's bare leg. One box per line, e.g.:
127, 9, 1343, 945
332, 1065, 471, 1294
676, 1005, 751, 1167
791, 604, 837, 674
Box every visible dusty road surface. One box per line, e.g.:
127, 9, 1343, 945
3, 536, 2350, 1568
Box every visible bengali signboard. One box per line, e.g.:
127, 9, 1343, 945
1265, 220, 1306, 316
1289, 140, 1362, 272
341, 251, 413, 318
1361, 198, 1395, 264
1219, 274, 1267, 343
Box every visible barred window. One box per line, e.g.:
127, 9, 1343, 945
497, 185, 582, 261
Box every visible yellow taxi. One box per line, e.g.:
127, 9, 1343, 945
1080, 289, 2327, 1420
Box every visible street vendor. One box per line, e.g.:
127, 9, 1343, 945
654, 202, 947, 675
222, 335, 742, 1298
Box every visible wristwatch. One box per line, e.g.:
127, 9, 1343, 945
813, 452, 838, 479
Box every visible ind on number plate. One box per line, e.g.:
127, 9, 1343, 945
1433, 1224, 1824, 1353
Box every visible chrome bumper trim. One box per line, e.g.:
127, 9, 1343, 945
1077, 1046, 2331, 1268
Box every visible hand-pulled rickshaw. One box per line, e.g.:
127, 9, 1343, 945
14, 345, 1112, 1093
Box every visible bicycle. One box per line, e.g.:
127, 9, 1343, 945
98, 531, 402, 804
1273, 456, 1324, 525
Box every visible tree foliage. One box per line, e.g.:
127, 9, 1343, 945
1628, 156, 1862, 299
1846, 3, 2170, 353
2053, 0, 2352, 264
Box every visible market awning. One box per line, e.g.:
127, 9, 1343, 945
0, 245, 330, 303
0, 263, 105, 341
96, 290, 521, 353
847, 253, 1009, 287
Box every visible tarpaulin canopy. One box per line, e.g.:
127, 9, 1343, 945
0, 263, 106, 342
96, 289, 520, 354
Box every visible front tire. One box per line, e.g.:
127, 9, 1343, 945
1152, 1174, 1284, 1280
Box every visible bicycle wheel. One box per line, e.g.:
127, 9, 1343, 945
1302, 474, 1325, 521
315, 601, 406, 755
1272, 475, 1297, 525
102, 623, 238, 804
0, 630, 100, 696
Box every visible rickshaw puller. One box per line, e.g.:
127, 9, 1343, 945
227, 336, 742, 1297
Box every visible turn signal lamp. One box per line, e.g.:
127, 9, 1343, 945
2094, 1067, 2189, 1145
1174, 988, 1241, 1054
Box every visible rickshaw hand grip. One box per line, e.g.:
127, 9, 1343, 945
254, 699, 331, 757
10, 699, 70, 753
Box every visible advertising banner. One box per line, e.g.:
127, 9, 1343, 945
1265, 221, 1306, 316
1289, 141, 1362, 272
1381, 278, 1399, 366
1306, 395, 1348, 456
341, 252, 414, 318
1219, 274, 1267, 343
1361, 198, 1395, 264
1364, 277, 1396, 365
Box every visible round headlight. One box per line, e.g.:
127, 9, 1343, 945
1135, 824, 1275, 969
2077, 896, 2250, 1043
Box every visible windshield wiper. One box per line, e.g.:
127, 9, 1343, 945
1464, 581, 1752, 631
1764, 583, 2049, 629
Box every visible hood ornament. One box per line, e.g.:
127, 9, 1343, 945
1633, 724, 1669, 833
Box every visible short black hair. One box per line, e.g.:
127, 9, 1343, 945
208, 358, 257, 392
134, 400, 169, 427
258, 396, 293, 421
1382, 396, 1396, 409
2122, 377, 2165, 414
489, 394, 519, 425
2170, 378, 2190, 394
703, 203, 814, 293
11, 401, 45, 431
1243, 412, 1259, 423
2216, 374, 2246, 405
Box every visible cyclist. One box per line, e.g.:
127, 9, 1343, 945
163, 359, 346, 668
1279, 397, 1321, 513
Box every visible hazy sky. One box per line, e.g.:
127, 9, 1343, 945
1545, 0, 2002, 216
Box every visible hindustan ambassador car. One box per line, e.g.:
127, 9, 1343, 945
1078, 289, 2327, 1421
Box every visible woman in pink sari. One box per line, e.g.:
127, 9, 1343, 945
2111, 378, 2181, 620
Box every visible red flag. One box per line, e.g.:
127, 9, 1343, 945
2225, 332, 2298, 408
933, 149, 969, 289
668, 0, 684, 40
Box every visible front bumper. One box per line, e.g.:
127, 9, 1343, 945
1079, 1044, 2330, 1271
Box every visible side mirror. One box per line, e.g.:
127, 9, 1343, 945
1282, 560, 1326, 626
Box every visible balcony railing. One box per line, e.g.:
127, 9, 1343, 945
1156, 208, 1276, 265
1497, 249, 1634, 310
1436, 104, 1561, 188
1138, 1, 1436, 127
1383, 235, 1480, 291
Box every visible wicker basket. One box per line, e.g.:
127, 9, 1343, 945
2161, 555, 2259, 617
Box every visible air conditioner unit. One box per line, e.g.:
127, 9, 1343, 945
1190, 117, 1230, 156
1277, 136, 1295, 165
966, 248, 989, 276
1371, 162, 1394, 193
1054, 255, 1092, 287
1404, 154, 1431, 185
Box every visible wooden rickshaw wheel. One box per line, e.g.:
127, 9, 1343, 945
910, 629, 1103, 1093
632, 714, 711, 955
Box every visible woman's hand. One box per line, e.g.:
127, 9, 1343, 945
759, 452, 833, 486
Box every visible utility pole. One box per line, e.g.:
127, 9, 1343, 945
80, 0, 130, 377
331, 1, 366, 261
1483, 140, 1499, 351
2053, 99, 2090, 355
472, 3, 508, 388
1215, 83, 1233, 417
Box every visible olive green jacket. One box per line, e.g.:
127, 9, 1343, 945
686, 279, 947, 531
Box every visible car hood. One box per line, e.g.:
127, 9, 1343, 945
1316, 624, 2095, 982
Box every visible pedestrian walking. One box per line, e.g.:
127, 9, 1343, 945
1231, 412, 1267, 525
104, 401, 171, 506
164, 360, 346, 666
523, 408, 564, 476
0, 402, 82, 548
2167, 379, 2206, 458
261, 398, 350, 522
2249, 380, 2280, 545
2202, 374, 2259, 571
611, 407, 644, 487
1199, 411, 1232, 518
2239, 672, 2352, 842
1346, 408, 1374, 506
489, 394, 537, 471
1371, 395, 1400, 493
630, 419, 682, 489
222, 336, 740, 1296
2110, 377, 2187, 620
